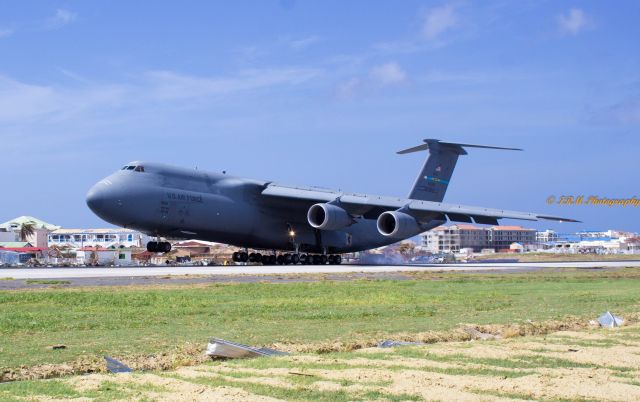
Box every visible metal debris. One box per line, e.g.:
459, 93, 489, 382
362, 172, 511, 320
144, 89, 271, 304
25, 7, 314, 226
598, 311, 624, 328
378, 340, 425, 348
206, 338, 288, 359
104, 356, 133, 373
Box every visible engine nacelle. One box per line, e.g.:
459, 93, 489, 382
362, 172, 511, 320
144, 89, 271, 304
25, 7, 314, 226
307, 203, 352, 231
377, 211, 421, 239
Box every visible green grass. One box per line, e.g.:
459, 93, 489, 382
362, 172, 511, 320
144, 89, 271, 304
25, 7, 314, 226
0, 378, 140, 401
24, 279, 71, 285
1, 269, 640, 372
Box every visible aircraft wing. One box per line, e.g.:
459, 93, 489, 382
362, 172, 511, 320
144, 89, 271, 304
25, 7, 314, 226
261, 184, 579, 225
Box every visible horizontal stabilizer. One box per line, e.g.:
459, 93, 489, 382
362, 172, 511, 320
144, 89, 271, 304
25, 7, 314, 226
397, 139, 523, 155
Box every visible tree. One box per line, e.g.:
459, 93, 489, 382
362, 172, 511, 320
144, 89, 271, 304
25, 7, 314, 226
18, 221, 36, 242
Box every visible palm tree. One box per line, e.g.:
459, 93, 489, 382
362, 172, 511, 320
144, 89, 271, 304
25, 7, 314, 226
18, 221, 37, 242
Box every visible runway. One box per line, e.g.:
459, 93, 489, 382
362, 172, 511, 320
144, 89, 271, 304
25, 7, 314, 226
2, 261, 639, 280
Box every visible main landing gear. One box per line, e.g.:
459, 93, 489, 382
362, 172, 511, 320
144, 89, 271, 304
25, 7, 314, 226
147, 241, 171, 253
232, 252, 342, 265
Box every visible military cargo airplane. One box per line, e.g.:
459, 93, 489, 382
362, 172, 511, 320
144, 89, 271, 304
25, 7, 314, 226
86, 139, 577, 265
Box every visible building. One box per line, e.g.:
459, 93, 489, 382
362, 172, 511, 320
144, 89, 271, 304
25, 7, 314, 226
536, 230, 558, 243
423, 224, 537, 253
0, 216, 60, 248
422, 224, 489, 253
49, 228, 149, 248
76, 246, 132, 266
487, 226, 537, 251
0, 230, 16, 243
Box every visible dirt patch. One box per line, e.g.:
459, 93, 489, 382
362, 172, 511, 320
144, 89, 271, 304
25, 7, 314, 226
66, 372, 283, 401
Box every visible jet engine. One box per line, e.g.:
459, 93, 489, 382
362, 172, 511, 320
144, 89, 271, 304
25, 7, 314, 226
377, 211, 420, 238
307, 203, 352, 230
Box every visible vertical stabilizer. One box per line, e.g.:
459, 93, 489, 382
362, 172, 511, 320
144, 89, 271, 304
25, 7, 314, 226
398, 139, 522, 202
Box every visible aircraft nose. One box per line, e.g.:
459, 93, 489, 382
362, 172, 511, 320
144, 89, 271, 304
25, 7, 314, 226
86, 182, 107, 214
86, 180, 121, 216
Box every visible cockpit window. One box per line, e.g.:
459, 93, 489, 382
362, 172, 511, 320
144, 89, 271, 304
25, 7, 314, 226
121, 166, 129, 170
134, 166, 145, 172
126, 166, 135, 170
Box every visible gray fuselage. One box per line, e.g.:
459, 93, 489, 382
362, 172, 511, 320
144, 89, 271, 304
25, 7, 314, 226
86, 162, 438, 254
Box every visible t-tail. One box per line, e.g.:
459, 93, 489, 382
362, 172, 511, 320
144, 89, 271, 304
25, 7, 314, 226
398, 139, 523, 202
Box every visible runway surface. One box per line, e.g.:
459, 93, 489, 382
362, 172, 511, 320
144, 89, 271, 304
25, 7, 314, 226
2, 261, 639, 280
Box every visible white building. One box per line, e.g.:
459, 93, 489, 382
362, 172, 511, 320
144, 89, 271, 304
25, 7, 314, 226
49, 228, 148, 249
0, 216, 60, 248
76, 247, 133, 266
0, 229, 16, 243
536, 230, 558, 243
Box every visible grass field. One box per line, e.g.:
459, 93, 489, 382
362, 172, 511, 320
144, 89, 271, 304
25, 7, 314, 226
2, 323, 640, 401
1, 268, 640, 382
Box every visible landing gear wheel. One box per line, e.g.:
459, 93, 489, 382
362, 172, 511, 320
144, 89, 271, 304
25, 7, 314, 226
240, 252, 249, 262
254, 253, 262, 264
328, 255, 335, 265
248, 253, 256, 263
292, 254, 300, 265
320, 255, 328, 265
284, 254, 293, 265
334, 255, 342, 265
312, 255, 321, 265
161, 242, 171, 253
269, 255, 277, 265
276, 255, 285, 265
147, 242, 158, 253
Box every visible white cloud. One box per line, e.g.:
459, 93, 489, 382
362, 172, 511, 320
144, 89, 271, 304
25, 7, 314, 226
557, 8, 589, 35
0, 67, 321, 124
0, 75, 124, 123
422, 3, 458, 40
144, 68, 320, 101
336, 78, 362, 99
288, 35, 322, 50
0, 28, 14, 38
46, 9, 77, 29
336, 62, 408, 99
369, 62, 407, 86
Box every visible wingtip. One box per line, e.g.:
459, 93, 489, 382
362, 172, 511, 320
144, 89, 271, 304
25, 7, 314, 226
537, 215, 581, 223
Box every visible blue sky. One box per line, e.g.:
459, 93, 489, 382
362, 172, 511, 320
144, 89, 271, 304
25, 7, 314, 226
1, 1, 638, 232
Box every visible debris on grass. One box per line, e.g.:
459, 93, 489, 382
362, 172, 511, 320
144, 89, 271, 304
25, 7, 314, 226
206, 338, 288, 359
598, 311, 625, 328
104, 356, 133, 373
378, 340, 425, 348
2, 313, 639, 383
49, 345, 66, 350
